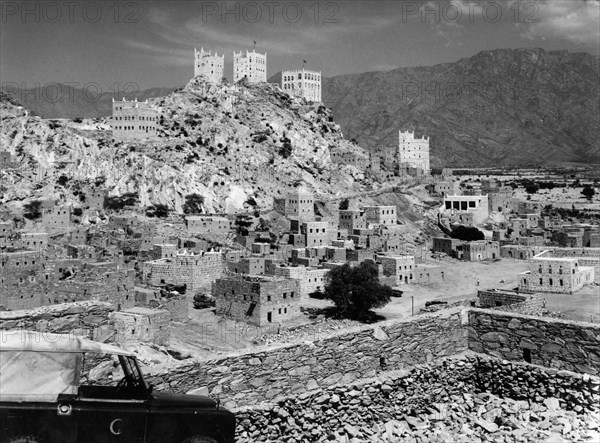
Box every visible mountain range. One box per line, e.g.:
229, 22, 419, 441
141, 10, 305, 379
4, 48, 599, 167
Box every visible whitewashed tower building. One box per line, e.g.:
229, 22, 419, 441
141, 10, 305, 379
194, 48, 224, 84
397, 130, 430, 174
233, 49, 267, 84
281, 69, 322, 102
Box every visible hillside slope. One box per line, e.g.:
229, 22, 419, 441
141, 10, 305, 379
0, 80, 369, 214
323, 48, 600, 167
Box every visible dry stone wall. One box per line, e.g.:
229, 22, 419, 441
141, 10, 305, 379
145, 309, 467, 410
0, 301, 115, 340
235, 354, 599, 442
468, 308, 600, 375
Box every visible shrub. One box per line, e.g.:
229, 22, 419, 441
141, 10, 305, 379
450, 225, 485, 241
23, 200, 42, 220
183, 194, 204, 214
582, 186, 596, 200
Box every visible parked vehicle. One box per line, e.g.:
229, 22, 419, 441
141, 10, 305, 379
0, 331, 235, 443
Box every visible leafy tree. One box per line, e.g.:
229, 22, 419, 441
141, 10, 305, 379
104, 192, 139, 211
582, 186, 596, 200
73, 207, 83, 217
450, 225, 485, 241
339, 199, 349, 210
234, 214, 253, 236
146, 204, 169, 218
23, 200, 43, 220
183, 193, 204, 214
324, 262, 392, 322
525, 184, 539, 194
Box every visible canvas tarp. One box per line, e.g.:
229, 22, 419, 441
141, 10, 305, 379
0, 350, 82, 402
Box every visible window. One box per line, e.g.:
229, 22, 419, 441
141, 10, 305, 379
267, 295, 271, 301
523, 348, 531, 363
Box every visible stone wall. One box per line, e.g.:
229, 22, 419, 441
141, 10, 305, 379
468, 308, 600, 375
0, 301, 115, 341
235, 354, 599, 442
142, 252, 226, 294
477, 289, 544, 316
144, 309, 467, 410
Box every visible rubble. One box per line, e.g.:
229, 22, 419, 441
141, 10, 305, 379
235, 355, 600, 442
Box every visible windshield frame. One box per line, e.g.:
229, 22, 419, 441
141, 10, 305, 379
118, 355, 149, 393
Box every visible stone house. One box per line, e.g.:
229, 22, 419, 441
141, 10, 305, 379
364, 206, 397, 228
519, 255, 595, 294
213, 275, 300, 326
113, 307, 170, 346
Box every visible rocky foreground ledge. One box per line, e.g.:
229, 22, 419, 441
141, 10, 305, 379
235, 355, 600, 442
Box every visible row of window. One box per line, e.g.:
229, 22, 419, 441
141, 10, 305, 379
283, 83, 320, 90
113, 116, 157, 121
283, 73, 320, 81
114, 126, 157, 131
1, 260, 37, 267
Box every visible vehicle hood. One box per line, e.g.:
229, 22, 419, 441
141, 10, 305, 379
151, 392, 217, 409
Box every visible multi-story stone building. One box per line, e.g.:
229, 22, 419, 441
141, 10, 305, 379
111, 98, 159, 142
339, 210, 367, 234
364, 206, 397, 227
269, 265, 329, 297
142, 250, 226, 295
213, 275, 300, 326
233, 49, 267, 84
194, 47, 224, 83
377, 254, 415, 285
281, 69, 321, 102
397, 130, 430, 174
300, 221, 329, 247
113, 307, 170, 346
441, 194, 489, 225
284, 189, 314, 221
434, 181, 460, 197
42, 206, 71, 231
519, 254, 595, 294
0, 250, 46, 310
186, 215, 232, 235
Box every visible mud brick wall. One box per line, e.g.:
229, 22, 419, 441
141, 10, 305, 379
468, 309, 600, 375
0, 301, 115, 341
145, 309, 467, 409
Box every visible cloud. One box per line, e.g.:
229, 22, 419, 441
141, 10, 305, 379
519, 0, 600, 46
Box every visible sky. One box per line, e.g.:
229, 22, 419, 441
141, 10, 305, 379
1, 0, 599, 92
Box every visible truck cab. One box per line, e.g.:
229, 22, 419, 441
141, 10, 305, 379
0, 330, 235, 443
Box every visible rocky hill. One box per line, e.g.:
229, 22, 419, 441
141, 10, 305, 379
323, 48, 600, 167
7, 48, 594, 168
0, 79, 369, 214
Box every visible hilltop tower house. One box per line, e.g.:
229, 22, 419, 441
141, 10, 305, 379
233, 49, 267, 84
111, 98, 159, 142
194, 47, 224, 84
281, 69, 321, 102
397, 130, 430, 174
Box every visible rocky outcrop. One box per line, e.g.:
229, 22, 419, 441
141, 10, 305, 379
0, 79, 370, 214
